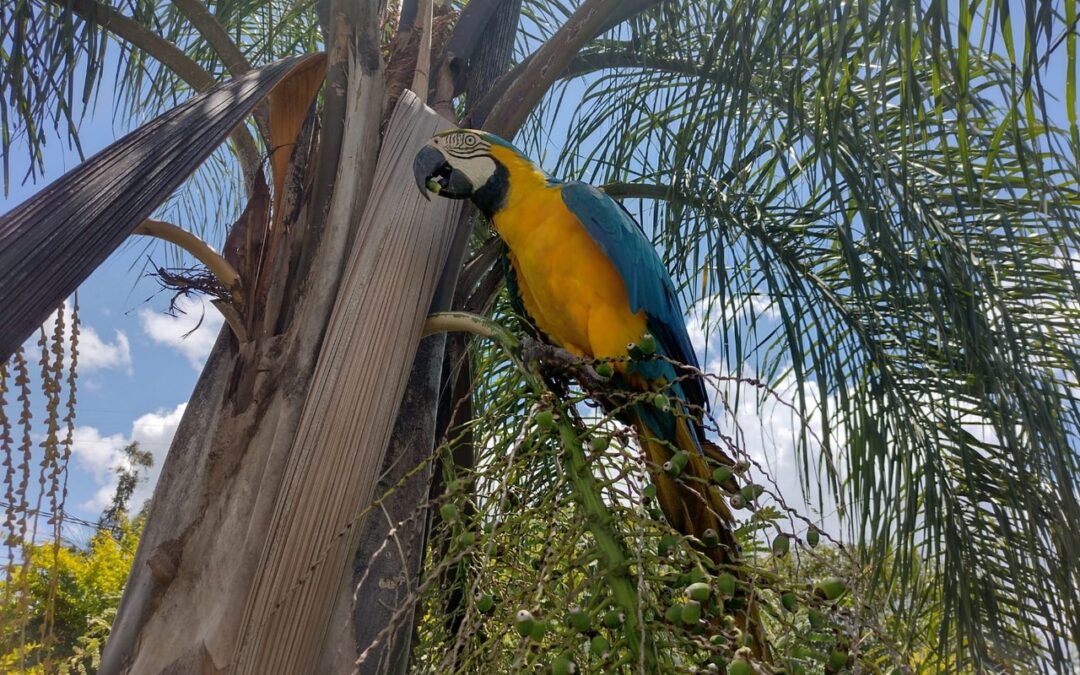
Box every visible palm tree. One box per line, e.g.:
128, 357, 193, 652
1, 0, 1077, 672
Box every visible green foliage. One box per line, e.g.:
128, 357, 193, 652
518, 0, 1080, 668
0, 516, 142, 672
0, 391, 149, 672
394, 318, 931, 673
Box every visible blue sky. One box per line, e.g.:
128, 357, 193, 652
2, 59, 225, 541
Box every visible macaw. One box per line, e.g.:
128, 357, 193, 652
413, 129, 740, 568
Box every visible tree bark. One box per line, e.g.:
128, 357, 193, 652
99, 90, 460, 673
349, 334, 445, 674
345, 3, 523, 670
99, 13, 382, 668
231, 90, 461, 674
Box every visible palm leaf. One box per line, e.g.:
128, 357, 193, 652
516, 0, 1080, 669
0, 53, 325, 361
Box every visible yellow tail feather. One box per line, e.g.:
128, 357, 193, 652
631, 412, 739, 567
628, 405, 770, 659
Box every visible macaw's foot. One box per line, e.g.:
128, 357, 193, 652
519, 336, 612, 392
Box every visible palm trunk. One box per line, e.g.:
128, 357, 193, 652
100, 89, 460, 673
347, 2, 523, 670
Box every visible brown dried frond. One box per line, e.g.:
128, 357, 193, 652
1, 359, 16, 585
9, 345, 33, 654
151, 264, 231, 312
13, 347, 32, 546
55, 297, 78, 549
35, 304, 69, 656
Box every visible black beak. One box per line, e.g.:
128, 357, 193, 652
413, 144, 445, 201
412, 143, 475, 200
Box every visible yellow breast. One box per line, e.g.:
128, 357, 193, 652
489, 148, 646, 359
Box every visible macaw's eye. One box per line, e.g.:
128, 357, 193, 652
446, 133, 480, 152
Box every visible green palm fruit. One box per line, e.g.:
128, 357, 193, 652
717, 573, 737, 597
772, 534, 791, 557
712, 465, 734, 485
536, 409, 556, 429
781, 591, 797, 612
685, 582, 711, 602
514, 609, 536, 637
815, 577, 847, 601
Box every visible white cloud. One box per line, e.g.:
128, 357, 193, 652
32, 302, 133, 373
71, 425, 128, 483
685, 293, 781, 353
71, 403, 187, 513
79, 326, 132, 373
128, 404, 186, 508
139, 295, 224, 370
702, 356, 844, 537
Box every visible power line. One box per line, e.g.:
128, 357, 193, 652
0, 501, 118, 534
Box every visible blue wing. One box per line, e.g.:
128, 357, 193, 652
560, 182, 708, 413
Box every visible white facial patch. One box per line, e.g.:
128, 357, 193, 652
450, 154, 497, 188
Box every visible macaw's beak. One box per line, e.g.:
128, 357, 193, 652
412, 143, 475, 201
413, 144, 443, 201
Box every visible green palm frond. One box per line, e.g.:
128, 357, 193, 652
0, 0, 108, 188
2, 0, 324, 241
516, 0, 1080, 669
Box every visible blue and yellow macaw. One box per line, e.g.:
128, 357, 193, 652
414, 129, 739, 567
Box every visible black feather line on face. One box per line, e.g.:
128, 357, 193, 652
472, 161, 509, 219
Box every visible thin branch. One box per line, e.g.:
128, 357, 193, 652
560, 47, 704, 82
423, 313, 610, 391
422, 311, 500, 341
482, 0, 628, 136
559, 48, 774, 117
474, 0, 666, 132
172, 0, 252, 77
600, 181, 674, 201
134, 218, 250, 342
411, 0, 433, 102
519, 338, 611, 392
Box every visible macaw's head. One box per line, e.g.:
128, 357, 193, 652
413, 129, 518, 217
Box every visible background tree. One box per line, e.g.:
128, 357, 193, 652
96, 443, 153, 538
0, 451, 148, 672
1, 0, 1077, 672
